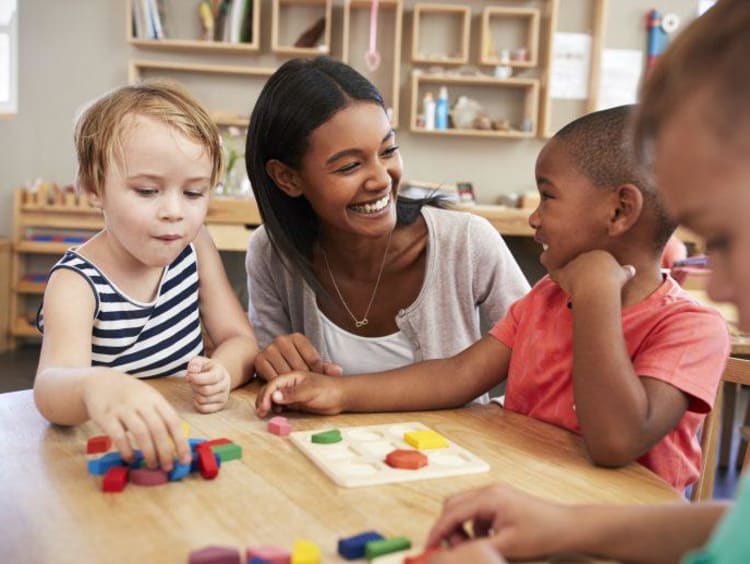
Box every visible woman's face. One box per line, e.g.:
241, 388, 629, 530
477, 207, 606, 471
294, 101, 402, 240
655, 93, 750, 331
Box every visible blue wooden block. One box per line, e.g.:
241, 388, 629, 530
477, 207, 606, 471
189, 437, 207, 451
338, 531, 384, 560
168, 459, 192, 481
127, 450, 145, 469
87, 451, 125, 475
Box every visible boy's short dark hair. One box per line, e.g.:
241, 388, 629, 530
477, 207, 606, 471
554, 105, 676, 251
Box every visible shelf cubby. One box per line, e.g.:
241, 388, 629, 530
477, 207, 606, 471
480, 7, 540, 68
411, 4, 471, 65
271, 0, 332, 56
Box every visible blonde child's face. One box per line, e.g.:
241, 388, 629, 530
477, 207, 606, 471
529, 139, 616, 273
655, 95, 750, 330
92, 114, 212, 269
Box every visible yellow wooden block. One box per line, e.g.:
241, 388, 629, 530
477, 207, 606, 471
182, 421, 190, 437
404, 430, 448, 450
291, 539, 320, 564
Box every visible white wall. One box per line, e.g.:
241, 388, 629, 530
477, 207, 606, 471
0, 0, 699, 238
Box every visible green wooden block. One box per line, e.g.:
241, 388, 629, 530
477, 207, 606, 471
211, 442, 242, 462
311, 429, 342, 444
365, 536, 411, 560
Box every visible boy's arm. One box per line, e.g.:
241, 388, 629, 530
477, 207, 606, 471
34, 269, 191, 470
194, 227, 258, 390
560, 251, 689, 465
256, 335, 511, 416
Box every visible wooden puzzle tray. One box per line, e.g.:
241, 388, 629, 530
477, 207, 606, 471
289, 421, 490, 488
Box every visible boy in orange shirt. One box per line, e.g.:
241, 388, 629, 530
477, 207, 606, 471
256, 104, 729, 491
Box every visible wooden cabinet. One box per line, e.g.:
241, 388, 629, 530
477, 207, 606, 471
7, 186, 260, 348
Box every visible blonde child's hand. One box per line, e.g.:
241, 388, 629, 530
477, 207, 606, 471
551, 250, 636, 299
83, 372, 192, 471
426, 484, 570, 561
255, 371, 344, 417
254, 333, 343, 381
186, 356, 231, 413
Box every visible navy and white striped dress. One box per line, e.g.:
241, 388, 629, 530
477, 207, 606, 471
37, 244, 204, 378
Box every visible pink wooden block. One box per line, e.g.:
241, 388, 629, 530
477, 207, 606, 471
267, 416, 292, 436
188, 545, 242, 564
130, 468, 169, 486
246, 545, 291, 564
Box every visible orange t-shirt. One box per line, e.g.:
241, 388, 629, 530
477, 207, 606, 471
490, 275, 730, 491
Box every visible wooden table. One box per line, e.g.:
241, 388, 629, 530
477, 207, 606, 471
0, 379, 682, 563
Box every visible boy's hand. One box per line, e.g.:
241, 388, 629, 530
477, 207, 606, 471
186, 356, 231, 413
551, 250, 636, 300
255, 371, 344, 417
83, 372, 192, 471
426, 484, 570, 560
254, 333, 343, 381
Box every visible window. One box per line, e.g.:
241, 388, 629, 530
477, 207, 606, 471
0, 0, 18, 116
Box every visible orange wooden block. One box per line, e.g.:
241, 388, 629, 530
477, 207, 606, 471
385, 449, 428, 470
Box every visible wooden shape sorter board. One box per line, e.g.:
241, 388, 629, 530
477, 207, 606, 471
289, 422, 490, 487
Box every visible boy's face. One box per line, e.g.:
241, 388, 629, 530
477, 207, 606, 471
92, 114, 211, 269
655, 95, 750, 331
529, 139, 616, 273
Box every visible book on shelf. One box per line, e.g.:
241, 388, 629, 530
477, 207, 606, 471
131, 0, 166, 40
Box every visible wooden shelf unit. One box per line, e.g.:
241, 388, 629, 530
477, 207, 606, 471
271, 0, 332, 56
7, 186, 261, 348
410, 73, 540, 138
411, 3, 471, 65
126, 0, 261, 53
480, 7, 541, 68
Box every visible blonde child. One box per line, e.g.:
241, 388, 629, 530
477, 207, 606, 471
34, 81, 258, 471
256, 104, 729, 491
428, 2, 750, 561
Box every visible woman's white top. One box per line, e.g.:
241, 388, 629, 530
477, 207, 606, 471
318, 309, 416, 375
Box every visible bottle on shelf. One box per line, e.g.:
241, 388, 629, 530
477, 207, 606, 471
435, 86, 449, 130
423, 92, 436, 130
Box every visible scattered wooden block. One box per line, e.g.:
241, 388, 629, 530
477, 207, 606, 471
404, 430, 448, 450
211, 442, 242, 463
310, 429, 342, 444
87, 451, 125, 475
365, 537, 412, 560
86, 435, 111, 454
268, 416, 292, 436
246, 544, 290, 564
102, 466, 128, 493
338, 531, 384, 560
291, 539, 320, 564
130, 468, 169, 486
385, 449, 428, 470
197, 444, 220, 479
167, 460, 192, 481
188, 545, 242, 564
404, 547, 440, 563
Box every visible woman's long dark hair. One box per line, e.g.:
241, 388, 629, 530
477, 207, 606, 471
246, 56, 440, 290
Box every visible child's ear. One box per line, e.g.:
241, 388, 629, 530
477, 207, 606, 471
84, 186, 103, 209
265, 159, 303, 198
609, 184, 643, 236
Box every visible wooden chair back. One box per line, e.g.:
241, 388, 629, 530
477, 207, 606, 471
692, 356, 750, 501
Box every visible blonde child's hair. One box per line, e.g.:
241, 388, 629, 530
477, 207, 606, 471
633, 0, 750, 160
74, 80, 224, 196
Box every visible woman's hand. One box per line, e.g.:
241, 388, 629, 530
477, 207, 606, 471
255, 370, 345, 417
83, 372, 192, 471
186, 356, 231, 413
254, 333, 343, 381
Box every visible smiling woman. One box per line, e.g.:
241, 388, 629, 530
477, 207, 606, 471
244, 56, 529, 385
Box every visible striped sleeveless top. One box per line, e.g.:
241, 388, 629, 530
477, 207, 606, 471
37, 244, 204, 378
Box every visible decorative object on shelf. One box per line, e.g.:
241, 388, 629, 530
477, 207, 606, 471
294, 16, 326, 48
494, 49, 513, 79
199, 1, 214, 41
435, 86, 449, 130
450, 96, 481, 129
363, 0, 381, 72
422, 92, 436, 130
218, 126, 250, 198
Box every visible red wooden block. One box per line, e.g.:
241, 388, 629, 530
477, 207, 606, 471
197, 443, 219, 479
267, 416, 292, 436
385, 449, 428, 470
130, 468, 169, 486
102, 465, 128, 492
202, 438, 233, 448
87, 435, 111, 454
404, 547, 440, 563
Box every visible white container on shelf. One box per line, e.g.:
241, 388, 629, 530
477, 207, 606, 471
423, 92, 436, 130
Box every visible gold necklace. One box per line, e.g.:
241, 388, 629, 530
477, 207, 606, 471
322, 230, 393, 328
